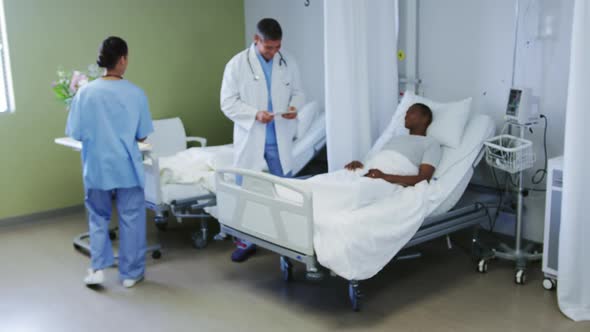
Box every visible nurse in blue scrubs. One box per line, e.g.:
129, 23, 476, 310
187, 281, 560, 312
66, 36, 154, 288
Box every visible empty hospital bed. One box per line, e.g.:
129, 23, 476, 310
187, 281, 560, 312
215, 109, 495, 311
144, 103, 326, 248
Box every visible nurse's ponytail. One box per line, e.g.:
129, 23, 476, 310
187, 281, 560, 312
97, 36, 128, 69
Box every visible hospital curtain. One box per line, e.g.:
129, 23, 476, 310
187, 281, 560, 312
558, 0, 590, 322
323, 0, 398, 171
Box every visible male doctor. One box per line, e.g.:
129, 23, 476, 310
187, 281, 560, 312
220, 18, 305, 262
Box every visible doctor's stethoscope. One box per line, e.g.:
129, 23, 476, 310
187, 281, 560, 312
247, 44, 287, 81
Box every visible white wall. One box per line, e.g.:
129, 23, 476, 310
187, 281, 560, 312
243, 0, 325, 107
405, 0, 574, 242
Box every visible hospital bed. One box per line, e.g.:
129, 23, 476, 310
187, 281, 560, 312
143, 108, 327, 249
214, 112, 495, 311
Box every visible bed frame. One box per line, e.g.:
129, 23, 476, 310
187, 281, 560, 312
215, 168, 488, 311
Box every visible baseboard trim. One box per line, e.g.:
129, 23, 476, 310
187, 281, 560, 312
0, 205, 85, 228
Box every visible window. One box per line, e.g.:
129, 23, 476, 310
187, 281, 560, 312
0, 0, 14, 113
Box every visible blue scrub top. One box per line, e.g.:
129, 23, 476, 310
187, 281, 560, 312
66, 79, 154, 191
255, 47, 278, 146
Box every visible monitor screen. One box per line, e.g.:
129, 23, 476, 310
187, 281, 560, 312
507, 89, 522, 117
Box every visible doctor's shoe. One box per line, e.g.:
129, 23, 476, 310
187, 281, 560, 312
122, 276, 144, 288
231, 243, 257, 262
84, 269, 104, 286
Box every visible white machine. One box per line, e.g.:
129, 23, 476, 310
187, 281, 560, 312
481, 87, 541, 285
542, 156, 563, 290
505, 87, 538, 125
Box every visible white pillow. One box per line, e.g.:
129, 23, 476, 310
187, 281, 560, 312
296, 101, 320, 139
427, 98, 472, 148
395, 91, 472, 148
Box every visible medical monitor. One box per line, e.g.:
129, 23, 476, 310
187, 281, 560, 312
505, 87, 536, 124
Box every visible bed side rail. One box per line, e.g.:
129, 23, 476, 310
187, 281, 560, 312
216, 168, 315, 256
143, 152, 163, 206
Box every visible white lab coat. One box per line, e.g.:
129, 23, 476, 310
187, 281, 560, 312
220, 44, 305, 173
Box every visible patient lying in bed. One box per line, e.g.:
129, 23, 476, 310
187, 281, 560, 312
344, 103, 441, 186
300, 103, 440, 211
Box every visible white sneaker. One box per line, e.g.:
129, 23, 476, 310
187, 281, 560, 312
84, 269, 104, 286
122, 277, 144, 288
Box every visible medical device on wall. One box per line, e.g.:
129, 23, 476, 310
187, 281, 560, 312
505, 87, 538, 125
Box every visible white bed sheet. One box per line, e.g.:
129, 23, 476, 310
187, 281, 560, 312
308, 114, 494, 280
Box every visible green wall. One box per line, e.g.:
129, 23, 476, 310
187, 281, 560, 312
0, 0, 244, 220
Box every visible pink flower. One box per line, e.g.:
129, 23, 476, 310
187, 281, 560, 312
69, 71, 88, 94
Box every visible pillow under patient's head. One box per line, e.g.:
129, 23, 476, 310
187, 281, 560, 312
396, 91, 472, 149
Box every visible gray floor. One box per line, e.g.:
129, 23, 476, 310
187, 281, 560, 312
0, 211, 588, 332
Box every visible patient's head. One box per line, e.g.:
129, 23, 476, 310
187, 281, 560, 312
404, 103, 433, 132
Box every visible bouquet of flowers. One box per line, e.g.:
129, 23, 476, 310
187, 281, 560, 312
52, 64, 103, 109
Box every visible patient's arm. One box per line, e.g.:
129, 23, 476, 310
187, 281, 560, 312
364, 164, 436, 187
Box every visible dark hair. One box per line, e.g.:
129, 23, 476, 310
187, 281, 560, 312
97, 36, 128, 69
256, 18, 282, 40
413, 103, 433, 126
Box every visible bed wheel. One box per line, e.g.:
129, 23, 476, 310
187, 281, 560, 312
543, 278, 556, 290
191, 230, 208, 249
152, 250, 162, 259
477, 259, 488, 273
349, 281, 361, 312
108, 230, 117, 241
515, 269, 527, 285
280, 257, 293, 282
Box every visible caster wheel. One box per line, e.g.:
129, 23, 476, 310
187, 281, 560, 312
151, 250, 162, 260
191, 231, 208, 249
280, 257, 293, 282
305, 271, 325, 282
109, 230, 117, 241
349, 282, 361, 312
515, 269, 527, 285
155, 222, 168, 232
477, 259, 488, 273
543, 278, 556, 291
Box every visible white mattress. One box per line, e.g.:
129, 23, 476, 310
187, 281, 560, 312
160, 115, 326, 204
161, 183, 212, 205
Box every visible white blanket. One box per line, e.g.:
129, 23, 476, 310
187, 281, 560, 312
158, 145, 233, 191
295, 150, 441, 280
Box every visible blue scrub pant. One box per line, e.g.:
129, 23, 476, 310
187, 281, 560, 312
238, 143, 291, 248
85, 187, 146, 280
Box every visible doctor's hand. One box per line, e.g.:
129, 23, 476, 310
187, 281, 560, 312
345, 160, 364, 171
364, 169, 385, 179
282, 106, 298, 120
256, 111, 275, 124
